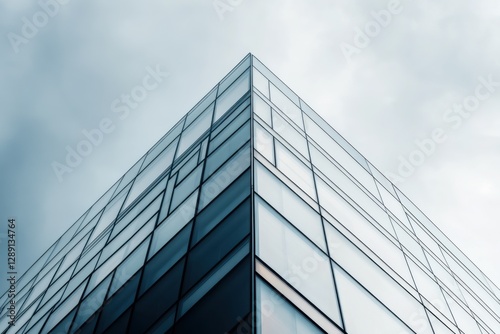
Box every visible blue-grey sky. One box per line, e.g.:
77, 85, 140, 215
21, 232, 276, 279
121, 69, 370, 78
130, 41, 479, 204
1, 0, 499, 294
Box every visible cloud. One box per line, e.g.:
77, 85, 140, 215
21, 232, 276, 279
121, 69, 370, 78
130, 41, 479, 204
1, 0, 499, 305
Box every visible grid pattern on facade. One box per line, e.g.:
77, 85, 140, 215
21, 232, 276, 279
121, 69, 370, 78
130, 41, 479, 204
0, 54, 498, 334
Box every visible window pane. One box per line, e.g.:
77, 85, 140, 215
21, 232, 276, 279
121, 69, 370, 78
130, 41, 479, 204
192, 180, 250, 246
143, 122, 182, 169
88, 186, 128, 244
317, 178, 414, 283
253, 93, 272, 126
183, 203, 250, 292
210, 107, 250, 155
255, 163, 326, 252
43, 281, 85, 332
272, 111, 308, 158
177, 104, 213, 159
310, 145, 387, 231
204, 122, 250, 180
100, 214, 156, 267
211, 97, 250, 139
257, 278, 324, 334
270, 83, 304, 130
253, 67, 269, 98
275, 142, 315, 199
255, 198, 341, 324
111, 193, 162, 241
177, 151, 199, 182
125, 138, 177, 208
254, 121, 275, 164
214, 69, 250, 123
72, 275, 112, 332
96, 272, 140, 333
378, 182, 411, 229
170, 164, 203, 211
326, 225, 430, 334
141, 223, 191, 294
84, 182, 120, 229
173, 258, 251, 334
179, 240, 249, 316
393, 222, 428, 267
334, 265, 413, 334
91, 216, 153, 290
149, 190, 198, 259
305, 115, 377, 195
219, 55, 250, 95
199, 146, 250, 210
446, 294, 482, 334
185, 87, 216, 128
407, 260, 454, 321
109, 237, 149, 297
129, 260, 184, 333
54, 236, 87, 280
253, 57, 299, 105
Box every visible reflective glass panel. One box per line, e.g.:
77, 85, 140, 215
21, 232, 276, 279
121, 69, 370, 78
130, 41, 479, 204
334, 265, 413, 334
124, 138, 177, 208
109, 237, 149, 297
192, 179, 250, 246
209, 105, 250, 154
149, 190, 198, 259
253, 67, 269, 98
275, 141, 315, 199
177, 104, 212, 159
256, 197, 341, 324
257, 278, 327, 334
272, 111, 308, 158
253, 93, 272, 126
254, 121, 275, 164
199, 146, 250, 210
326, 225, 430, 334
255, 163, 326, 251
204, 122, 250, 180
214, 69, 250, 123
185, 87, 216, 128
170, 164, 203, 211
141, 223, 191, 294
270, 83, 304, 130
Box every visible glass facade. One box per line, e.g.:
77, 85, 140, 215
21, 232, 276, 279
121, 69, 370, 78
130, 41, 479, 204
1, 54, 499, 334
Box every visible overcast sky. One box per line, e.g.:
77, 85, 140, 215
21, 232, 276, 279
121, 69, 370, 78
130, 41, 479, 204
1, 0, 499, 295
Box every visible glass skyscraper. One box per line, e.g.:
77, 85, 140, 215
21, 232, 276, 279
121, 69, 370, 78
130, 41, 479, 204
1, 54, 499, 334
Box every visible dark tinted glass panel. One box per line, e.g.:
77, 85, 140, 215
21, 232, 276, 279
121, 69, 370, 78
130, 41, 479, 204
204, 122, 250, 180
192, 171, 251, 244
211, 97, 250, 139
145, 306, 176, 334
97, 309, 131, 334
183, 202, 250, 292
177, 152, 199, 182
209, 106, 250, 154
141, 223, 191, 295
129, 259, 185, 333
95, 272, 140, 333
74, 313, 98, 334
173, 257, 251, 334
47, 308, 76, 334
218, 55, 250, 95
185, 87, 216, 128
